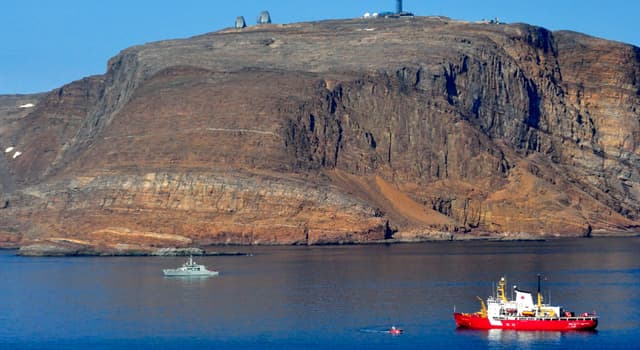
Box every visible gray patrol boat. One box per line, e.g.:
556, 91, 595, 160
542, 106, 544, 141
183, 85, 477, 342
163, 255, 219, 277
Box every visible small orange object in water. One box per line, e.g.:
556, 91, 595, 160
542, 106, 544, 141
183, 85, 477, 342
389, 326, 403, 335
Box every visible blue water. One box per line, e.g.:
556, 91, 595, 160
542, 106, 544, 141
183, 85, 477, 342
0, 238, 639, 349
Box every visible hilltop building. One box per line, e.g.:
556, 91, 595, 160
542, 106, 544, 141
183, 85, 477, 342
235, 16, 246, 29
257, 11, 271, 25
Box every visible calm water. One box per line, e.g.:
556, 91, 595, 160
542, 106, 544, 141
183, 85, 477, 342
0, 238, 639, 349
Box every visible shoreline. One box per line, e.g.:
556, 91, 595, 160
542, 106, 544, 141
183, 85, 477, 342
5, 233, 638, 257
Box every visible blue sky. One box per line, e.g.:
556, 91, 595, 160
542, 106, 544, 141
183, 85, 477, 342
1, 0, 638, 94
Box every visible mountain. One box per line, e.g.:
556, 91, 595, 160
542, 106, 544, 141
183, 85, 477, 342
1, 17, 639, 255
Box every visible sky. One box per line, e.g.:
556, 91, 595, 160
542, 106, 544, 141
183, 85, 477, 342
1, 0, 638, 94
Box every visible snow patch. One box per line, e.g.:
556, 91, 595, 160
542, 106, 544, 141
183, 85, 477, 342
4, 146, 14, 153
19, 103, 35, 108
12, 151, 21, 159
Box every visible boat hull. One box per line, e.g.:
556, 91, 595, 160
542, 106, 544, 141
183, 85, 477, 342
454, 313, 598, 331
163, 269, 219, 277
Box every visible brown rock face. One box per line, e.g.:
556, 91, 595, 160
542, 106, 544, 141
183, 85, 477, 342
1, 17, 639, 253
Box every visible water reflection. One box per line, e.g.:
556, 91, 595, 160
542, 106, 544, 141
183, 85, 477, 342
487, 329, 562, 344
456, 328, 599, 347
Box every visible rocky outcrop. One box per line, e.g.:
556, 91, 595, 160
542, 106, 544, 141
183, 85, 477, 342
16, 242, 247, 257
1, 17, 639, 254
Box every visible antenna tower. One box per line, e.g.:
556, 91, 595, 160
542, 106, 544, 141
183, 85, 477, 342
396, 0, 403, 14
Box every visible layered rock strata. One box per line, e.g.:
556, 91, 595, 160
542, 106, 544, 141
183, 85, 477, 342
1, 17, 639, 254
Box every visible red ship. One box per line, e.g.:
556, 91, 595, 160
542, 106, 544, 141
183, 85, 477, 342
454, 275, 598, 331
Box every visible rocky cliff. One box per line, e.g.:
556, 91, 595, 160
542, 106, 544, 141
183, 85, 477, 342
1, 17, 639, 254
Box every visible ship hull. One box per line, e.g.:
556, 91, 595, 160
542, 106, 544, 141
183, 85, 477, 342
163, 269, 219, 277
454, 313, 598, 331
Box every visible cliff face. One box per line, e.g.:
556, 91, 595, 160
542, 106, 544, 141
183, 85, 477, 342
1, 17, 639, 253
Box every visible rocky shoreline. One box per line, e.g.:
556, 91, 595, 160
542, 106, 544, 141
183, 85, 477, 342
15, 243, 250, 257
10, 232, 638, 257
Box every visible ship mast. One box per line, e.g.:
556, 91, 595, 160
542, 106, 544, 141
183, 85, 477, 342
537, 274, 543, 311
497, 276, 508, 302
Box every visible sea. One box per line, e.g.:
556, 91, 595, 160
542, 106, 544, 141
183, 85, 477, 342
0, 237, 638, 349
